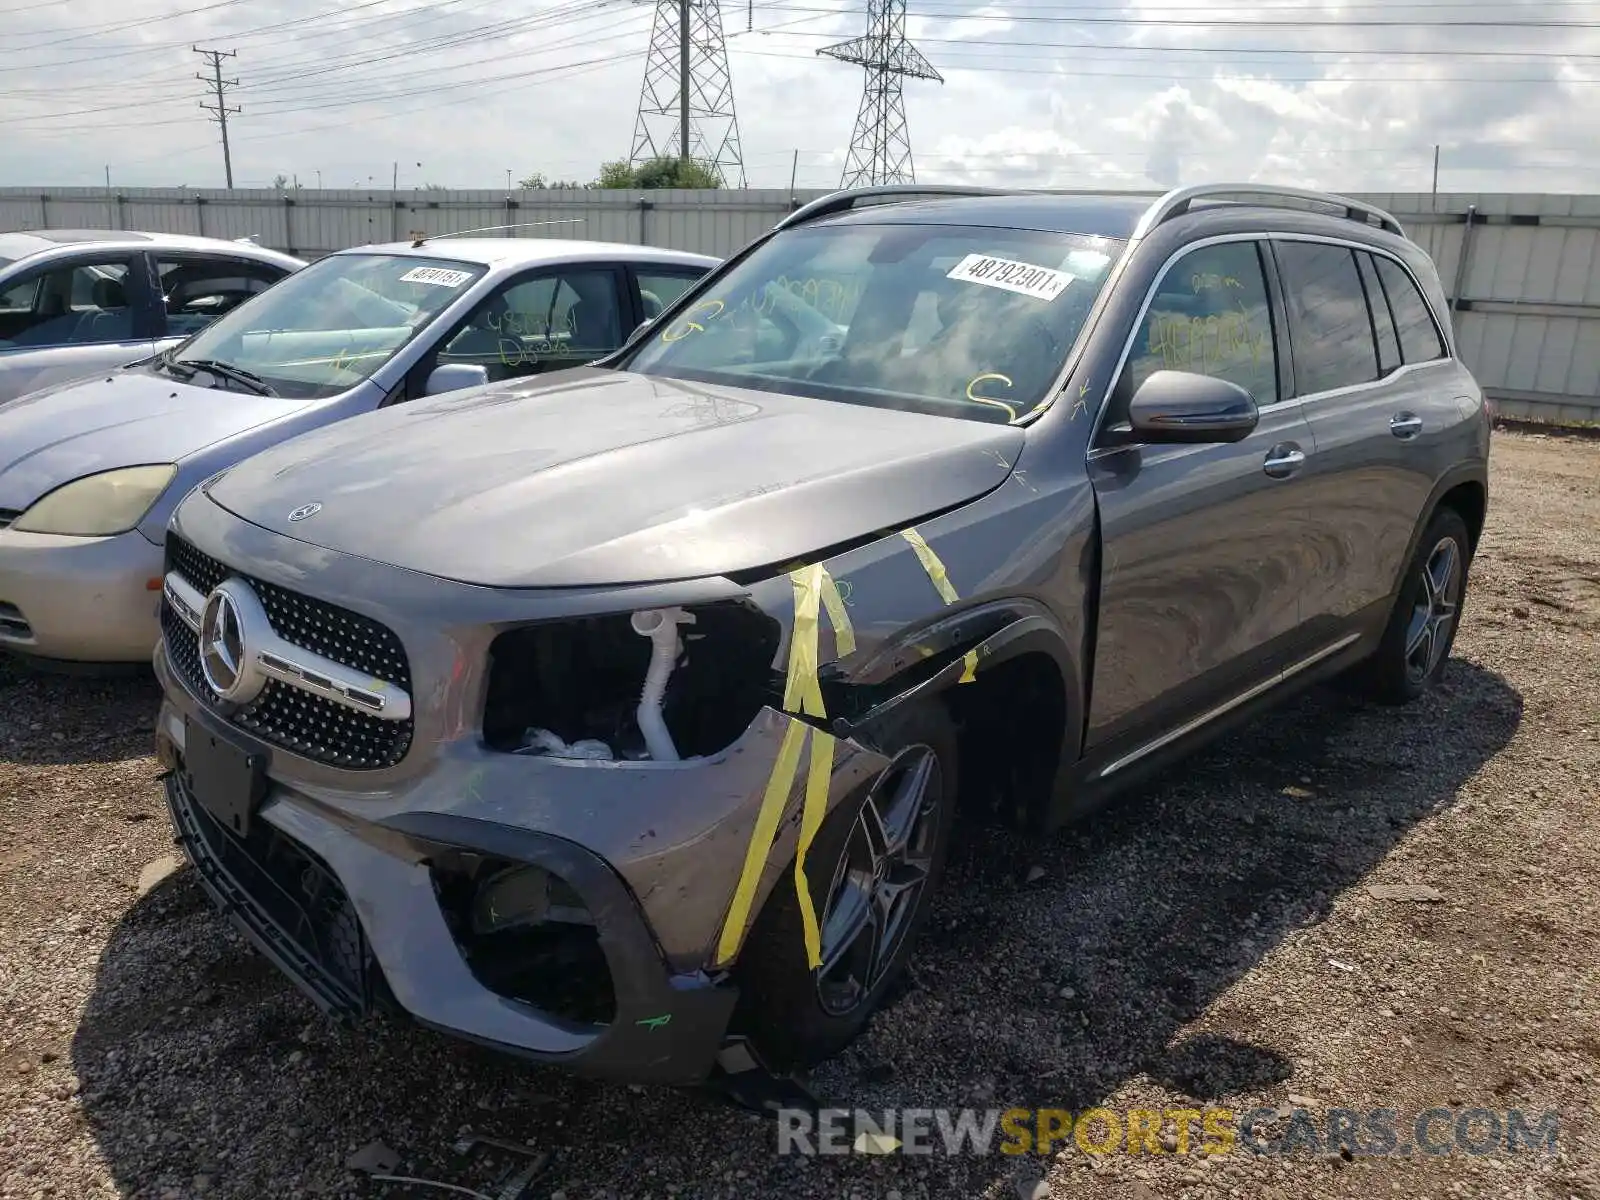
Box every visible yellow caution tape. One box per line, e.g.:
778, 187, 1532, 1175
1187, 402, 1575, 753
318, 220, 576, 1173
793, 723, 836, 969
714, 562, 853, 969
901, 528, 979, 684
900, 529, 959, 604
716, 720, 806, 966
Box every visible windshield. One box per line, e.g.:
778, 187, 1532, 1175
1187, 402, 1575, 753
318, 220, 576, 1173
165, 252, 487, 399
621, 222, 1122, 423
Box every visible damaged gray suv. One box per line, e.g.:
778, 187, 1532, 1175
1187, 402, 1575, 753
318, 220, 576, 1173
153, 184, 1490, 1085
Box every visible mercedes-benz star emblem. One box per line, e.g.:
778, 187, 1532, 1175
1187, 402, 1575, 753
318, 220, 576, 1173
287, 502, 322, 522
199, 583, 265, 704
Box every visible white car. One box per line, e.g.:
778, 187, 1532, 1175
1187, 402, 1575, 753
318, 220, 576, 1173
0, 235, 719, 665
0, 229, 306, 403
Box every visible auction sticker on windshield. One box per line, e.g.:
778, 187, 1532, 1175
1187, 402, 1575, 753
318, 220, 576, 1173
947, 254, 1073, 302
398, 266, 474, 288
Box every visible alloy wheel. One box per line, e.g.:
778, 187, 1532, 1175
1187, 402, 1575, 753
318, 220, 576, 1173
814, 744, 943, 1017
1404, 535, 1463, 684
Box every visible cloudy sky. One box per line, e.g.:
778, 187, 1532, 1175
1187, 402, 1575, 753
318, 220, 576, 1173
2, 0, 1597, 194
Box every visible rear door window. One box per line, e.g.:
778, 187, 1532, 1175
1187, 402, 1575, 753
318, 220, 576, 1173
1274, 242, 1380, 396
636, 268, 709, 323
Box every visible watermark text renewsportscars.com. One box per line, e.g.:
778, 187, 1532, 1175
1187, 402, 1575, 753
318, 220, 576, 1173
776, 1106, 1562, 1158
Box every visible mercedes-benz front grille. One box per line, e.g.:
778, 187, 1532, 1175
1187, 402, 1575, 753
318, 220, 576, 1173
162, 533, 414, 770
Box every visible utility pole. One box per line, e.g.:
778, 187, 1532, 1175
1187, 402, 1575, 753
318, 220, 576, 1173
1431, 144, 1440, 211
194, 46, 241, 189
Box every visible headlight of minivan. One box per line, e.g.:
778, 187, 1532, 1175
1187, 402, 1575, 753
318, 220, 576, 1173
11, 465, 176, 536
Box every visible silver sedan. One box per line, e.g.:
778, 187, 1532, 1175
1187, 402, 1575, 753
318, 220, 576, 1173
0, 235, 718, 665
0, 229, 306, 403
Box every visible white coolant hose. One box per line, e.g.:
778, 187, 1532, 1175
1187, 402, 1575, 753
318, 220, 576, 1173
630, 606, 696, 761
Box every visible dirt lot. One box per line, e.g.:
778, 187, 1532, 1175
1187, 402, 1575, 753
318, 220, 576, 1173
2, 429, 1597, 1200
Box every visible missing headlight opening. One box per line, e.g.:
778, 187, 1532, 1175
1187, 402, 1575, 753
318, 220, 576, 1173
482, 601, 783, 761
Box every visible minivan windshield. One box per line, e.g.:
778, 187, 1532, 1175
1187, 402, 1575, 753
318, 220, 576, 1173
162, 252, 486, 399
621, 222, 1123, 423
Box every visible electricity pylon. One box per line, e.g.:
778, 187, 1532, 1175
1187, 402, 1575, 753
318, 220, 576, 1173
629, 0, 746, 186
819, 0, 942, 188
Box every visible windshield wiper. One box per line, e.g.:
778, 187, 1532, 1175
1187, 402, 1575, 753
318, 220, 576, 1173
175, 358, 277, 397
157, 349, 197, 380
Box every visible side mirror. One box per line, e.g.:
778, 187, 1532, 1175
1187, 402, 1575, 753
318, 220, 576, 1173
424, 362, 490, 396
1127, 370, 1259, 444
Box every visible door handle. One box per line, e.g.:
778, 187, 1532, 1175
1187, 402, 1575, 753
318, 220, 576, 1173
1390, 412, 1423, 439
1263, 443, 1306, 479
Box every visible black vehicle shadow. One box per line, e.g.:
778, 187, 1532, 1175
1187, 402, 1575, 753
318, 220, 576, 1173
0, 656, 161, 767
67, 659, 1520, 1199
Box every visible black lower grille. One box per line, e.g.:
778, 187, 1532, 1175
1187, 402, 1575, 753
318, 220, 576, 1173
167, 771, 370, 1016
161, 533, 414, 770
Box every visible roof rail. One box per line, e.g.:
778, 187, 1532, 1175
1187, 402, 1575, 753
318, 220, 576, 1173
1132, 184, 1407, 241
776, 184, 1014, 231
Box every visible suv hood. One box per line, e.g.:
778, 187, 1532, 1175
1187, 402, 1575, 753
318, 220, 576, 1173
0, 368, 302, 511
206, 368, 1024, 588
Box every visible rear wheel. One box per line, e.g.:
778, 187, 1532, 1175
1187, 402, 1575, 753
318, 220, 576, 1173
732, 700, 958, 1071
1349, 507, 1471, 705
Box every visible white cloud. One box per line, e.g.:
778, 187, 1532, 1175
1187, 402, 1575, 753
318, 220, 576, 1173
1, 0, 1597, 195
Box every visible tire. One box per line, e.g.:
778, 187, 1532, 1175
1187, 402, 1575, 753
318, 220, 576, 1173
731, 699, 959, 1071
1348, 506, 1472, 705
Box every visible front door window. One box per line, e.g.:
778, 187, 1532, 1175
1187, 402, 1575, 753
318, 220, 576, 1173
437, 268, 624, 383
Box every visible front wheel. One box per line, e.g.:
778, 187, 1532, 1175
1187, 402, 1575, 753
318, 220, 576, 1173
731, 700, 958, 1071
1349, 506, 1472, 705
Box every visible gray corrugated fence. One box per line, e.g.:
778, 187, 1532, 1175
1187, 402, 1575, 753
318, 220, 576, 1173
3, 185, 1597, 424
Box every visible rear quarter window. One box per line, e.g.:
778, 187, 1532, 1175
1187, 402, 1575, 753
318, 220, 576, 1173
1374, 256, 1447, 364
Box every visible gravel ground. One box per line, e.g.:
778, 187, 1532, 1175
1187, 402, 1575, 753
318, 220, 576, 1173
2, 428, 1597, 1200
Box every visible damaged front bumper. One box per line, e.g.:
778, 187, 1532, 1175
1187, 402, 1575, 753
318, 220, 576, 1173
154, 648, 887, 1086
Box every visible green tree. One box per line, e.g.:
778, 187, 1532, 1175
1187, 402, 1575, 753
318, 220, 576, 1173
519, 172, 589, 189
594, 156, 723, 189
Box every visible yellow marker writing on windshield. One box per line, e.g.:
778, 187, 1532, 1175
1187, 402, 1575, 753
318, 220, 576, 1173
965, 372, 1018, 422
660, 299, 725, 343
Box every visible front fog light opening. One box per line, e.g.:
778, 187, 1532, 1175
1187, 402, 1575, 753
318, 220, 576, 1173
434, 856, 616, 1027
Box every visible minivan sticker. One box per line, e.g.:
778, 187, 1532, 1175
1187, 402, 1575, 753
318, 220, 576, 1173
946, 253, 1073, 302
398, 266, 474, 288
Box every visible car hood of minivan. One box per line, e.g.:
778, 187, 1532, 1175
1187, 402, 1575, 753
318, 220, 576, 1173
0, 367, 305, 512
206, 368, 1024, 589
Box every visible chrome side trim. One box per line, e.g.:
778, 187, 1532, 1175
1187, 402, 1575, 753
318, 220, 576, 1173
161, 570, 412, 722
1096, 632, 1363, 779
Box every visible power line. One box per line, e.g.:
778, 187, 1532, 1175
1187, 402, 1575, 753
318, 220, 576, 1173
736, 44, 1600, 83
761, 4, 1600, 28
194, 45, 241, 188
0, 0, 634, 125
9, 0, 254, 50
